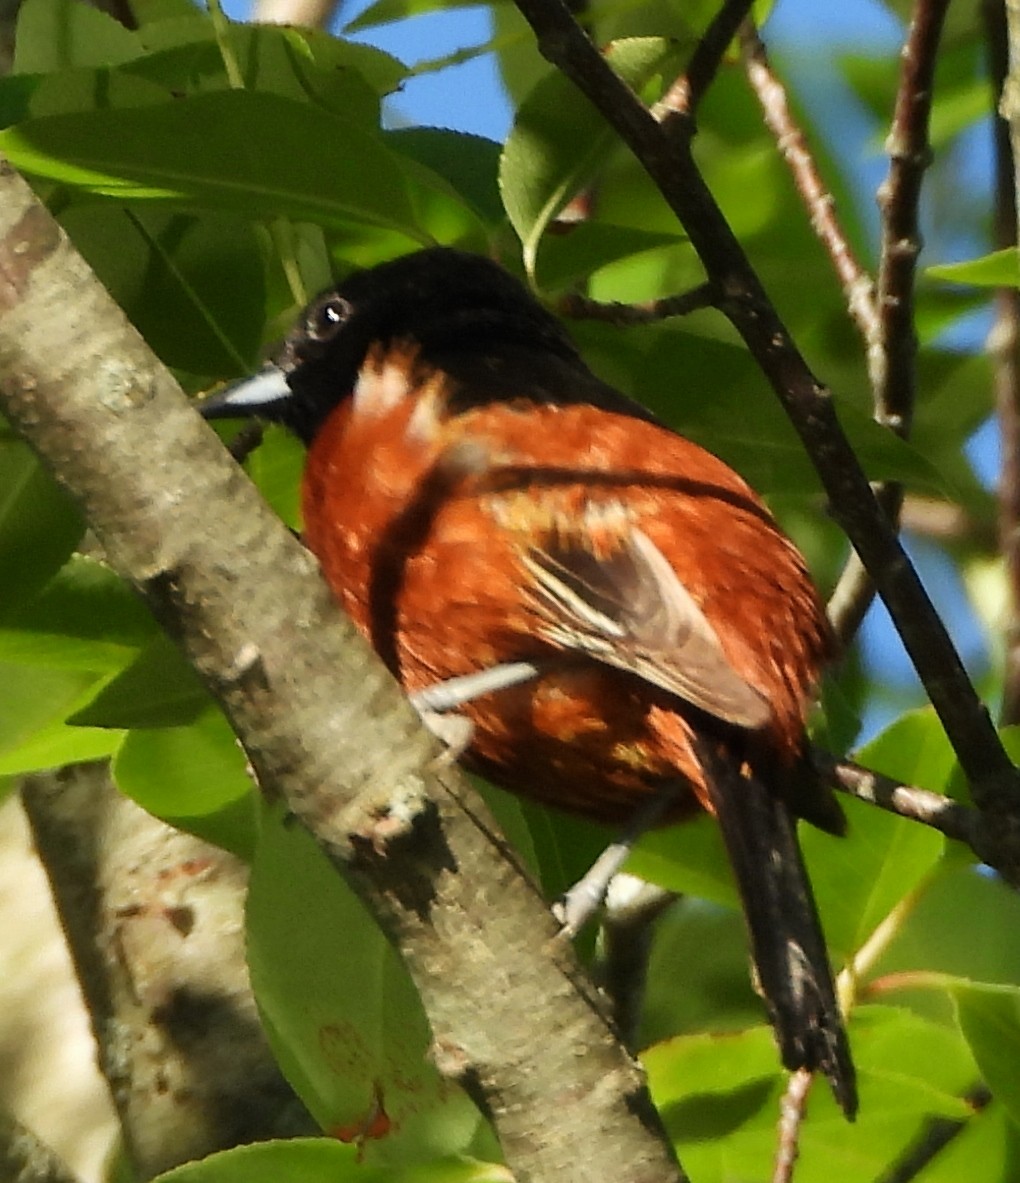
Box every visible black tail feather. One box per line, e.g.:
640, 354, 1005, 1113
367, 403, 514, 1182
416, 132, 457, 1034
699, 743, 858, 1118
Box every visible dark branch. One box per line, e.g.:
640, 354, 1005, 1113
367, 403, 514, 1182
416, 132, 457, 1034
819, 752, 1020, 886
656, 0, 756, 120
559, 281, 718, 324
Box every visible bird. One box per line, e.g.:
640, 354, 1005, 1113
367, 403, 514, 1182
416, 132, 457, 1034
200, 246, 857, 1118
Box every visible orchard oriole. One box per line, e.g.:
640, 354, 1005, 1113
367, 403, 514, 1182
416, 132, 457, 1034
201, 247, 857, 1117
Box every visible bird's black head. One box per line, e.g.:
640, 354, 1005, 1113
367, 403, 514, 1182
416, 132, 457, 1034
200, 248, 583, 444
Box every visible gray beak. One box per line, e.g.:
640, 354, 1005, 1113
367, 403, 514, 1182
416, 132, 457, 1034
198, 364, 292, 421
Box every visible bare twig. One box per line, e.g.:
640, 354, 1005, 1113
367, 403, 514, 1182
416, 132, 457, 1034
772, 1069, 812, 1183
819, 751, 1020, 885
559, 282, 718, 324
739, 21, 879, 346
984, 0, 1020, 725
828, 0, 952, 645
875, 0, 950, 439
510, 0, 1020, 816
656, 0, 756, 119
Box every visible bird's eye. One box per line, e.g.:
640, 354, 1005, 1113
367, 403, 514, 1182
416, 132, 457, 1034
305, 294, 351, 343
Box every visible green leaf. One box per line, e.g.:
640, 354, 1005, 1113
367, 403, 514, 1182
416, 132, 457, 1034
534, 223, 685, 291
246, 804, 484, 1161
69, 633, 210, 728
0, 554, 156, 669
628, 814, 736, 909
0, 439, 83, 620
500, 38, 681, 276
927, 248, 1020, 289
953, 983, 1020, 1127
0, 716, 123, 774
0, 661, 113, 770
152, 1140, 507, 1183
242, 424, 306, 530
343, 0, 489, 35
0, 90, 425, 240
802, 711, 949, 961
113, 706, 252, 818
13, 0, 143, 72
644, 1006, 977, 1183
126, 25, 399, 125
386, 128, 503, 228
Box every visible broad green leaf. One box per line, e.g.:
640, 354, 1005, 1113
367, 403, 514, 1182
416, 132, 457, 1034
0, 554, 155, 669
628, 814, 736, 909
69, 633, 210, 728
113, 706, 252, 818
927, 248, 1020, 289
343, 0, 490, 34
387, 128, 503, 228
908, 1100, 1020, 1183
802, 712, 949, 961
500, 38, 681, 276
247, 804, 484, 1162
0, 717, 123, 774
535, 223, 685, 291
0, 440, 83, 620
0, 662, 110, 765
242, 424, 306, 530
13, 0, 143, 72
125, 25, 396, 126
952, 982, 1020, 1128
875, 864, 1020, 996
0, 90, 424, 240
608, 324, 950, 496
644, 1006, 975, 1183
152, 1140, 508, 1183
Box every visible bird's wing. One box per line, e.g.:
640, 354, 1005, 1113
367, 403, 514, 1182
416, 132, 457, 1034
520, 519, 770, 730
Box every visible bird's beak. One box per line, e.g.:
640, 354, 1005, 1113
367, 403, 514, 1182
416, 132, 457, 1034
198, 363, 292, 421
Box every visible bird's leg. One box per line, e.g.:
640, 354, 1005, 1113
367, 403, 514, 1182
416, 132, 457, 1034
554, 784, 681, 935
409, 661, 543, 762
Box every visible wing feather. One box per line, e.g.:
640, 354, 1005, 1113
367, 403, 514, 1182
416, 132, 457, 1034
520, 518, 770, 730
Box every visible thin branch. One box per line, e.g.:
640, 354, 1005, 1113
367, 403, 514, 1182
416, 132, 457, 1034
739, 21, 879, 347
0, 159, 684, 1183
510, 0, 1020, 816
984, 0, 1020, 726
827, 0, 952, 645
558, 281, 718, 324
875, 0, 950, 440
656, 0, 756, 119
740, 8, 946, 647
819, 751, 1020, 884
772, 1069, 812, 1183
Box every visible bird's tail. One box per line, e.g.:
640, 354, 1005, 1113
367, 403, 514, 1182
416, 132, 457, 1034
700, 744, 858, 1118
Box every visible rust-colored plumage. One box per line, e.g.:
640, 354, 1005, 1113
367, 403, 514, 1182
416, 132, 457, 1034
203, 247, 856, 1116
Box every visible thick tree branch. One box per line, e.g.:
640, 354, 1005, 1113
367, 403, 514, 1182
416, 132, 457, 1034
511, 0, 1020, 818
0, 160, 683, 1183
21, 765, 316, 1179
0, 1112, 81, 1183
